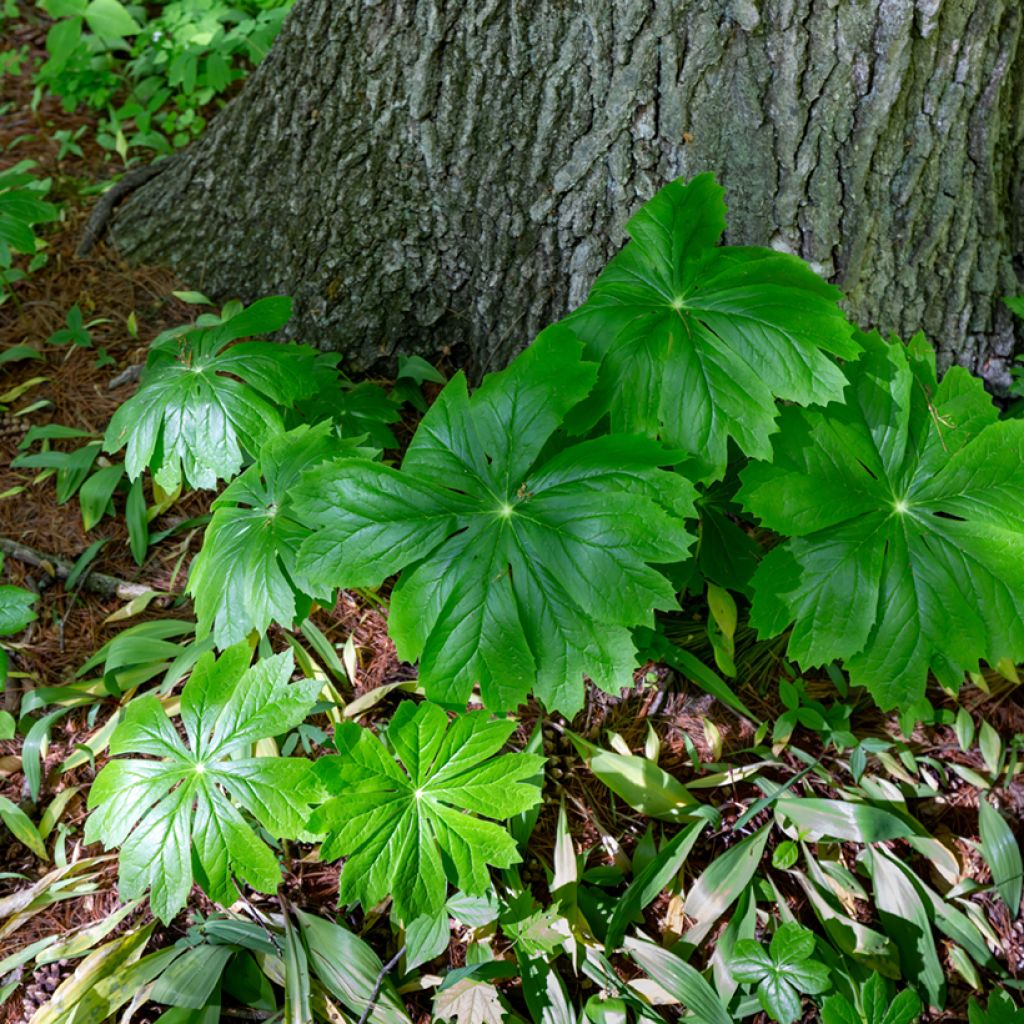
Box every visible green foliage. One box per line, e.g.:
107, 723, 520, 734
730, 923, 830, 1023
34, 0, 293, 157
104, 296, 317, 490
309, 701, 543, 922
0, 556, 37, 635
295, 328, 695, 714
740, 330, 1024, 709
0, 159, 58, 303
188, 422, 374, 646
10, 168, 1024, 1020
44, 303, 109, 348
977, 797, 1023, 916
969, 992, 1024, 1024
85, 644, 321, 922
292, 351, 404, 448
821, 974, 921, 1024
564, 173, 859, 481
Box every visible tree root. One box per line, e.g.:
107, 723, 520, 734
76, 159, 175, 258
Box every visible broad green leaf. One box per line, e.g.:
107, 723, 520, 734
624, 937, 731, 1024
295, 328, 695, 713
563, 173, 858, 480
731, 924, 830, 1024
978, 798, 1023, 917
740, 331, 1024, 709
822, 974, 922, 1024
870, 850, 945, 1008
681, 825, 769, 948
0, 579, 36, 636
309, 701, 543, 922
567, 732, 698, 822
188, 423, 374, 646
405, 909, 450, 970
149, 944, 233, 1008
0, 795, 47, 860
298, 911, 410, 1024
44, 16, 83, 68
968, 991, 1024, 1024
105, 297, 316, 491
775, 797, 914, 843
85, 645, 321, 922
79, 463, 124, 531
790, 867, 898, 975
83, 0, 142, 37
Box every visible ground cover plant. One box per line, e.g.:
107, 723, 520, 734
1, 10, 1024, 1024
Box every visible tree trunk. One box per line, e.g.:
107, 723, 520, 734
111, 0, 1024, 389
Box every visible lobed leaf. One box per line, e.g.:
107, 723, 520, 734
104, 297, 317, 491
740, 331, 1024, 709
85, 645, 321, 922
295, 327, 695, 714
188, 422, 374, 646
309, 700, 543, 922
563, 173, 858, 481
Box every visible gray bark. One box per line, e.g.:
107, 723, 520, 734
111, 0, 1024, 389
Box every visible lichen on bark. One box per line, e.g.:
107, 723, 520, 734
111, 0, 1024, 389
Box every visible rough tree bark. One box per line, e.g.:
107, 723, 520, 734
110, 0, 1024, 388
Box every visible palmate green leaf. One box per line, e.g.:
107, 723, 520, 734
309, 700, 543, 922
822, 974, 922, 1024
731, 923, 830, 1024
739, 331, 1024, 710
563, 173, 859, 481
104, 297, 317, 491
295, 328, 695, 714
85, 644, 321, 922
188, 423, 376, 647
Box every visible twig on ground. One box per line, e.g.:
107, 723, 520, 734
108, 364, 144, 389
0, 535, 150, 600
233, 880, 284, 957
358, 944, 406, 1024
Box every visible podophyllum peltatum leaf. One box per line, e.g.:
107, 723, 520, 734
295, 328, 695, 714
104, 297, 317, 491
563, 174, 859, 481
188, 423, 375, 647
739, 331, 1024, 710
85, 644, 321, 922
309, 700, 543, 922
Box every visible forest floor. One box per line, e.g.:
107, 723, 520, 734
1, 22, 1024, 1024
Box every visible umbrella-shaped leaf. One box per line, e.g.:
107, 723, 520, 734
188, 422, 375, 646
563, 173, 858, 481
85, 645, 321, 922
295, 328, 695, 714
105, 297, 317, 491
309, 701, 543, 922
740, 331, 1024, 710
